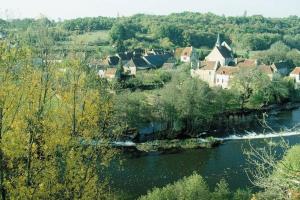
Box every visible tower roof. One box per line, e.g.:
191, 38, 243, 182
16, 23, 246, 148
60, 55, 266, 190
216, 34, 221, 47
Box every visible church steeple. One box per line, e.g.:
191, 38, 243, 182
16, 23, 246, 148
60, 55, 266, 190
216, 34, 221, 47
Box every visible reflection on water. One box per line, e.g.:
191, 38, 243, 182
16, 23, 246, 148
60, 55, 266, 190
110, 107, 300, 199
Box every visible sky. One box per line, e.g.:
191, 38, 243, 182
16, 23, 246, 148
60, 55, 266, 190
1, 0, 300, 20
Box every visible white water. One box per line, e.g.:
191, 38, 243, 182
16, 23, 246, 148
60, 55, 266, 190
112, 131, 300, 147
217, 130, 300, 141
113, 141, 136, 147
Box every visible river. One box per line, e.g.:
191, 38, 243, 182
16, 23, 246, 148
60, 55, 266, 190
110, 106, 300, 199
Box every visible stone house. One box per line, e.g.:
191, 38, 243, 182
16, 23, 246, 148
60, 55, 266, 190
191, 61, 220, 87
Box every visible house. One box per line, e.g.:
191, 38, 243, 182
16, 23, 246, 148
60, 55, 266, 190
133, 48, 145, 56
215, 66, 239, 89
123, 60, 138, 76
289, 67, 300, 89
124, 58, 153, 71
104, 68, 119, 80
116, 52, 133, 64
89, 59, 106, 69
174, 48, 184, 60
146, 49, 165, 56
191, 61, 220, 87
271, 61, 291, 76
98, 69, 106, 78
258, 64, 276, 80
143, 54, 171, 68
103, 56, 120, 67
205, 34, 235, 66
180, 46, 198, 65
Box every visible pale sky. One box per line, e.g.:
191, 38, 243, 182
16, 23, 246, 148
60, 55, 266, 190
1, 0, 299, 20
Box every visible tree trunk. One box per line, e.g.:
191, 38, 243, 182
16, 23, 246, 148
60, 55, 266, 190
72, 84, 77, 136
0, 106, 6, 200
26, 130, 34, 186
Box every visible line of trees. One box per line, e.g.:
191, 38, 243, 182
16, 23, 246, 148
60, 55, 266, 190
0, 27, 123, 199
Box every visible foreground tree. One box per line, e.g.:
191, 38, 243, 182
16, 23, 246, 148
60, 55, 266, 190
246, 141, 300, 200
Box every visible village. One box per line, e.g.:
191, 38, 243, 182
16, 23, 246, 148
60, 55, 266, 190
94, 34, 300, 90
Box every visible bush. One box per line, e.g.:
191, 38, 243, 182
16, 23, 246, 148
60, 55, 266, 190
139, 173, 210, 200
139, 173, 251, 200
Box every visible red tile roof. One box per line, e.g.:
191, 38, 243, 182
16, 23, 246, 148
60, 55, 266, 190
216, 66, 239, 75
199, 61, 218, 70
174, 48, 184, 58
236, 59, 257, 69
181, 47, 193, 57
105, 68, 117, 76
290, 67, 300, 75
258, 65, 274, 75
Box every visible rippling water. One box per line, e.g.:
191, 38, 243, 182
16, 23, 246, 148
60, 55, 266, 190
110, 107, 300, 199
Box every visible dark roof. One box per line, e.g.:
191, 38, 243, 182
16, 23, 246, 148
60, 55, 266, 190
272, 61, 289, 70
143, 55, 168, 68
107, 56, 120, 66
133, 48, 144, 55
133, 53, 143, 58
153, 49, 164, 55
117, 52, 133, 61
216, 46, 233, 58
125, 58, 152, 70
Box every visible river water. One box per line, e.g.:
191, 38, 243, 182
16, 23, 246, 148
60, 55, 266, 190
110, 107, 300, 199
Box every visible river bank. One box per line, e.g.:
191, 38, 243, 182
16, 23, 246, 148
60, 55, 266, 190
133, 102, 300, 142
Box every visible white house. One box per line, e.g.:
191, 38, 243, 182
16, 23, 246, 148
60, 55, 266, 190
289, 67, 300, 89
205, 34, 235, 67
215, 66, 239, 89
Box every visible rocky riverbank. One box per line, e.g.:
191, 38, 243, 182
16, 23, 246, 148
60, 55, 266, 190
118, 137, 222, 156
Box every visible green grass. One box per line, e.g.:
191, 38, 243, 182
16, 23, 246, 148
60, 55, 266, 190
136, 137, 221, 153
